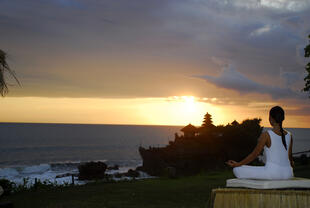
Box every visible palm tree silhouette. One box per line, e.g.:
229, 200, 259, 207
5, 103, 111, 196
0, 49, 20, 97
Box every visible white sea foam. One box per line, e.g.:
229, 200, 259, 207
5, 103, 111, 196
0, 167, 19, 179
0, 162, 75, 185
0, 160, 150, 185
21, 164, 51, 174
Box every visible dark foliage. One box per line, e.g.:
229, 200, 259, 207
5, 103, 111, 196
0, 49, 20, 97
304, 34, 310, 96
0, 179, 14, 195
298, 154, 309, 166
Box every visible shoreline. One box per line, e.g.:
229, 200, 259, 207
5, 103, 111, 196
0, 160, 149, 186
1, 122, 309, 129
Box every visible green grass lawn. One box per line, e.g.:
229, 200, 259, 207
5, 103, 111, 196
1, 165, 309, 208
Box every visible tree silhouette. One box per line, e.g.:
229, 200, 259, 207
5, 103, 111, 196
202, 112, 214, 128
0, 49, 20, 97
304, 34, 310, 96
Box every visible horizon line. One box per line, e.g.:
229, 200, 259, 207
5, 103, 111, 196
0, 121, 308, 129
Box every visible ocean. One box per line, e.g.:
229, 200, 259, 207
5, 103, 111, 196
0, 123, 309, 184
0, 123, 181, 184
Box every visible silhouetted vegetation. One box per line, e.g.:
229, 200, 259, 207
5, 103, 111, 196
139, 113, 263, 176
304, 34, 310, 96
0, 179, 14, 196
0, 49, 20, 97
0, 178, 73, 196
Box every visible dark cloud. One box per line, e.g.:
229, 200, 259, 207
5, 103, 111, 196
195, 65, 307, 100
287, 106, 310, 116
0, 0, 309, 102
280, 70, 303, 87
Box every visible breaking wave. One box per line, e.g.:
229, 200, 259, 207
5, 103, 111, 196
0, 159, 144, 185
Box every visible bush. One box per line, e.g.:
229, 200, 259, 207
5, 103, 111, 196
300, 154, 308, 165
0, 178, 15, 195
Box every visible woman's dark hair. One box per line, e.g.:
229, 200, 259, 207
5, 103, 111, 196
269, 106, 286, 150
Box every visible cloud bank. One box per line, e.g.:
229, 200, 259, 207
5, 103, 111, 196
196, 65, 306, 100
0, 0, 309, 106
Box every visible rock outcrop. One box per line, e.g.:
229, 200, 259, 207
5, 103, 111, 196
78, 161, 107, 180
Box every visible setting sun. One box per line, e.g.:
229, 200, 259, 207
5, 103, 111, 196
182, 96, 196, 113
0, 96, 222, 126
136, 96, 222, 126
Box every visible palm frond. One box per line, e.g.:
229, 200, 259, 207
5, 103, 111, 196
0, 49, 20, 97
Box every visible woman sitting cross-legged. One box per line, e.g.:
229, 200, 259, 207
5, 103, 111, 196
226, 106, 294, 180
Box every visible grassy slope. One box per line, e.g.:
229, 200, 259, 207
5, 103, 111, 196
0, 170, 232, 208
1, 165, 309, 208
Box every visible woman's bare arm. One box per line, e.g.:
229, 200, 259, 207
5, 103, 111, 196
289, 135, 294, 168
226, 132, 268, 167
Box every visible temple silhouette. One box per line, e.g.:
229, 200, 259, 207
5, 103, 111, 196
139, 112, 263, 176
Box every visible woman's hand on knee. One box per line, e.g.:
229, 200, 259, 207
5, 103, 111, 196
226, 160, 241, 167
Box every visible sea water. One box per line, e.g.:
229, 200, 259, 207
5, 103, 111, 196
0, 123, 181, 184
0, 123, 309, 184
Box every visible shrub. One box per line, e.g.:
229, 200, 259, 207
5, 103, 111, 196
0, 178, 15, 195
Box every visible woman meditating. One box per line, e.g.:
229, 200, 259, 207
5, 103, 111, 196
226, 106, 294, 180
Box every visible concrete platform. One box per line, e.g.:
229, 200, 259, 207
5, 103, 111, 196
226, 177, 310, 189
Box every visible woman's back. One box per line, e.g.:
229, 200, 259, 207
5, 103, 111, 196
229, 106, 294, 180
265, 130, 291, 167
232, 129, 294, 180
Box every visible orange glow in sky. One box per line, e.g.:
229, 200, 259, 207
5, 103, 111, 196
0, 96, 307, 128
2, 0, 310, 129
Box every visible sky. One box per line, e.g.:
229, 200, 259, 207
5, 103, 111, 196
1, 0, 310, 127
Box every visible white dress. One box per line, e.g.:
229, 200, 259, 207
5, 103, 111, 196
233, 130, 294, 180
